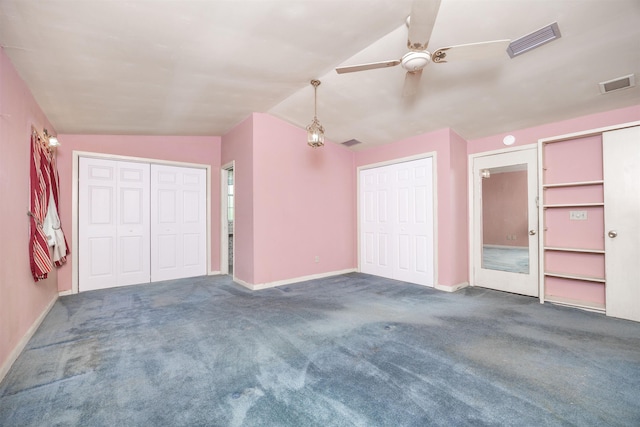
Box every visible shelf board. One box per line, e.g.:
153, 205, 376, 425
543, 203, 604, 208
544, 295, 605, 313
544, 272, 605, 283
544, 246, 605, 254
543, 180, 604, 188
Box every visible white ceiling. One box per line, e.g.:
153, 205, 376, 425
1, 0, 639, 150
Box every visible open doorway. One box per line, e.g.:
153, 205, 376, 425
220, 163, 234, 276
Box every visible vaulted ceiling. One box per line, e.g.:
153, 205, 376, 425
1, 0, 639, 150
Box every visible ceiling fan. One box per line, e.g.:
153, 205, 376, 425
335, 0, 510, 96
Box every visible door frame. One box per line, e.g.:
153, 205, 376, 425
468, 144, 538, 294
356, 152, 438, 288
69, 150, 212, 295
220, 161, 234, 277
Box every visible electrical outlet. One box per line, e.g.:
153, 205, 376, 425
570, 210, 588, 220
315, 256, 319, 263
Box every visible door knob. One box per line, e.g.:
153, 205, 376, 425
529, 230, 536, 236
608, 230, 618, 238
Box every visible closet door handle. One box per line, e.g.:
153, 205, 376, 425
608, 230, 618, 238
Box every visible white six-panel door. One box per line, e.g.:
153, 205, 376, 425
151, 164, 207, 282
79, 158, 151, 291
360, 157, 434, 287
79, 157, 207, 291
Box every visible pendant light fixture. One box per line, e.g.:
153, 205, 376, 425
306, 79, 324, 148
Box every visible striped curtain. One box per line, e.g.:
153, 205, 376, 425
29, 132, 53, 281
28, 131, 69, 281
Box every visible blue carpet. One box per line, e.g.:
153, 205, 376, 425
1, 273, 639, 426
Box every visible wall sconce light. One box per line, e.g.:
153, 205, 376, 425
43, 128, 60, 148
306, 79, 324, 148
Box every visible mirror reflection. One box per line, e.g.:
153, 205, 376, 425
481, 164, 529, 274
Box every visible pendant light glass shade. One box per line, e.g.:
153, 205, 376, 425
306, 80, 324, 148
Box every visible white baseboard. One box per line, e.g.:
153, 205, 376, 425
208, 270, 221, 276
0, 294, 58, 383
58, 289, 74, 296
234, 269, 357, 291
435, 282, 469, 293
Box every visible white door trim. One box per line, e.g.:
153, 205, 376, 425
220, 161, 234, 278
72, 150, 212, 294
356, 152, 438, 287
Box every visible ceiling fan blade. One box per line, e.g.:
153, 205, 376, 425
432, 39, 511, 63
407, 0, 442, 51
335, 59, 401, 74
402, 70, 423, 97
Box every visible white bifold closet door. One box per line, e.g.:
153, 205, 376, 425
360, 157, 434, 287
79, 158, 207, 292
151, 164, 207, 282
79, 158, 151, 291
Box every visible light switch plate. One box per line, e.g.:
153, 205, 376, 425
569, 210, 588, 220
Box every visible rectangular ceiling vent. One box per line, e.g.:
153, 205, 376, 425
599, 74, 636, 94
341, 139, 362, 147
507, 22, 561, 58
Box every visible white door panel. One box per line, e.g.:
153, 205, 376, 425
359, 157, 434, 287
604, 126, 640, 322
151, 164, 207, 281
80, 158, 207, 291
117, 162, 150, 286
79, 158, 150, 291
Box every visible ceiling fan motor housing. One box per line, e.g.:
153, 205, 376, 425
401, 51, 431, 72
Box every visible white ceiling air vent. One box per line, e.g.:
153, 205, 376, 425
341, 139, 362, 147
599, 74, 636, 94
507, 22, 561, 58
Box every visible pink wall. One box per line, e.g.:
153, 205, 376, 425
56, 134, 222, 292
221, 115, 255, 284
252, 113, 356, 284
482, 170, 528, 247
447, 130, 470, 286
354, 128, 469, 288
0, 49, 59, 375
468, 105, 640, 154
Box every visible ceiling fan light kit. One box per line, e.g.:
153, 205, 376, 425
334, 0, 511, 97
401, 51, 431, 72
